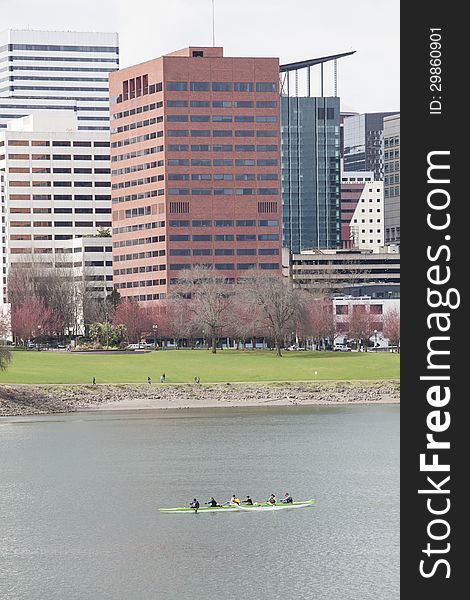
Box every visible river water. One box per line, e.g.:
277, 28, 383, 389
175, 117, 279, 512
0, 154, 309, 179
0, 405, 399, 599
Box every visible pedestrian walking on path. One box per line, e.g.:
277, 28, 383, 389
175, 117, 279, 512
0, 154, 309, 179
147, 376, 152, 385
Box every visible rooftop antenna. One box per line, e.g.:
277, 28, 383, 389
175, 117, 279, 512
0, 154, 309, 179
211, 0, 216, 46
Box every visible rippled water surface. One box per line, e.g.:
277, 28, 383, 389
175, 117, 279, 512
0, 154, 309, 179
0, 405, 399, 599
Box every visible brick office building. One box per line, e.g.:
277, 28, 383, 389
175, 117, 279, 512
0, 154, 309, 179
109, 46, 281, 302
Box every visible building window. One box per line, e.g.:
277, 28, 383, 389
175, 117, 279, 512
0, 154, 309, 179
234, 82, 253, 92
166, 82, 187, 91
212, 82, 232, 92
256, 82, 277, 92
190, 82, 210, 91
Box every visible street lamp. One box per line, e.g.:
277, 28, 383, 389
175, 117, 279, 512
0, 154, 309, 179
152, 324, 158, 350
202, 329, 205, 349
374, 329, 378, 352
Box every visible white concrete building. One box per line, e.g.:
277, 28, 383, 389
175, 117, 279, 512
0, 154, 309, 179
0, 29, 119, 131
341, 172, 384, 251
332, 295, 400, 348
0, 112, 112, 304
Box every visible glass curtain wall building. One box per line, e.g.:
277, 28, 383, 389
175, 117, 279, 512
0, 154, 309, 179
281, 96, 341, 252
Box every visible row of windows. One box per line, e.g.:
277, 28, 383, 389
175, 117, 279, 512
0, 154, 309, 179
7, 194, 111, 201
111, 145, 163, 162
168, 158, 277, 166
168, 173, 278, 181
10, 181, 110, 188
166, 115, 277, 123
10, 207, 111, 214
111, 115, 163, 133
384, 175, 400, 184
8, 85, 109, 92
116, 279, 167, 289
4, 140, 109, 148
111, 130, 163, 148
112, 101, 163, 120
169, 263, 279, 270
9, 234, 110, 242
113, 221, 165, 235
114, 251, 163, 262
384, 137, 400, 147
166, 129, 277, 137
112, 174, 164, 189
167, 220, 278, 230
7, 153, 109, 160
8, 167, 110, 174
0, 104, 107, 112
9, 55, 118, 63
167, 144, 278, 152
2, 44, 118, 53
10, 221, 111, 227
167, 100, 277, 108
166, 81, 276, 92
167, 188, 278, 196
114, 265, 162, 275
3, 65, 117, 73
168, 248, 279, 258
124, 293, 167, 300
112, 188, 165, 204
111, 159, 164, 176
114, 236, 166, 248
9, 75, 109, 83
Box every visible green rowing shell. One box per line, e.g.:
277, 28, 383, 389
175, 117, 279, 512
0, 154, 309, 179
159, 499, 315, 513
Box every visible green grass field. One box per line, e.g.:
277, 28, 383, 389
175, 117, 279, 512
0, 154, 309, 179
2, 349, 399, 384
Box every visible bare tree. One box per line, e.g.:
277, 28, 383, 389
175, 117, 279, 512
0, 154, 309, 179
301, 295, 336, 350
344, 304, 377, 351
226, 294, 263, 350
165, 297, 200, 348
383, 306, 400, 352
0, 310, 12, 371
242, 273, 305, 357
177, 266, 231, 354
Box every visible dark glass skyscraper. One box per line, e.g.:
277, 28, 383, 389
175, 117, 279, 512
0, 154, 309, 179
343, 112, 398, 180
281, 96, 340, 252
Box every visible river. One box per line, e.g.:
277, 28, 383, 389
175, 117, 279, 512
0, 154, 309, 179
0, 404, 399, 599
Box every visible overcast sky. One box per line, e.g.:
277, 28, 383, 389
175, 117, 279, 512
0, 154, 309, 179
2, 0, 399, 113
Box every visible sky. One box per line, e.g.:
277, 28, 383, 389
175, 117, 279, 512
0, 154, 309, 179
1, 0, 399, 113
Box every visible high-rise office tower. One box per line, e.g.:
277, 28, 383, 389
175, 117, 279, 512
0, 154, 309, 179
383, 114, 400, 245
0, 29, 119, 131
281, 96, 341, 252
343, 112, 398, 180
109, 46, 282, 303
0, 112, 112, 305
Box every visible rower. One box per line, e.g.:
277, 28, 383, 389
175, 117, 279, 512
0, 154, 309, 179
281, 493, 293, 504
230, 494, 241, 505
267, 494, 277, 505
242, 495, 253, 505
206, 496, 218, 507
189, 498, 200, 513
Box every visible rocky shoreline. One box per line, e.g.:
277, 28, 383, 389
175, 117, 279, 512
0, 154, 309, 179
0, 381, 400, 417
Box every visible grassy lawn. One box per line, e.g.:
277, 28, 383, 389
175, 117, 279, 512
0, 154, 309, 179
1, 349, 399, 384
